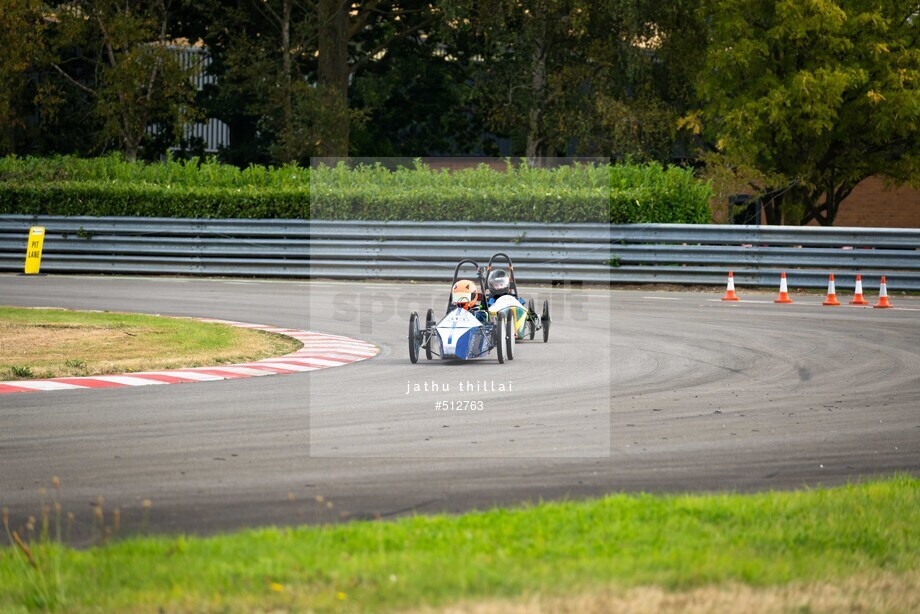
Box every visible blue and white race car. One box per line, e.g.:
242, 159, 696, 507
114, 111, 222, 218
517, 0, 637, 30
408, 259, 515, 364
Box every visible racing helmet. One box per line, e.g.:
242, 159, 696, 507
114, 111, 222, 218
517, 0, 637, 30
451, 279, 480, 309
488, 269, 511, 295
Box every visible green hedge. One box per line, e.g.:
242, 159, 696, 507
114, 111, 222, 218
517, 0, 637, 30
0, 183, 310, 218
0, 154, 308, 189
0, 155, 712, 224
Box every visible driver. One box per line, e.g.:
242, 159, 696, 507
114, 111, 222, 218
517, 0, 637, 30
487, 269, 525, 306
451, 279, 489, 323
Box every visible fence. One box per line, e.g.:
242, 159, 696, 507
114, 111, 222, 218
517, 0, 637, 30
1, 215, 919, 289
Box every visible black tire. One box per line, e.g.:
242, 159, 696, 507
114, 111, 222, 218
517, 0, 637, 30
542, 300, 550, 343
408, 312, 420, 363
495, 316, 505, 364
528, 298, 536, 340
505, 311, 515, 360
425, 308, 435, 360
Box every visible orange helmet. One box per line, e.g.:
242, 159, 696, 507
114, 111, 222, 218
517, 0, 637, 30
451, 279, 480, 309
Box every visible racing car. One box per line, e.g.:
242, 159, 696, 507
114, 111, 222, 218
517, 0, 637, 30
484, 253, 550, 342
408, 259, 516, 364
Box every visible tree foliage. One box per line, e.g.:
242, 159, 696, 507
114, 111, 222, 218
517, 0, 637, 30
0, 0, 45, 155
188, 0, 318, 164
4, 1, 705, 164
3, 0, 920, 228
39, 0, 198, 161
696, 0, 920, 225
441, 0, 705, 162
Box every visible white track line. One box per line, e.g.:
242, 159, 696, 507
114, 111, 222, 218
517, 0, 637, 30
7, 381, 84, 391
90, 375, 170, 387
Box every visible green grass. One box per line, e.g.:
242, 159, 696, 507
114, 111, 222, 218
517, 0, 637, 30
1, 476, 916, 612
0, 306, 301, 379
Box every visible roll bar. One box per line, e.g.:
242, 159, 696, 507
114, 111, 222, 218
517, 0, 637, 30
447, 259, 486, 313
486, 252, 519, 298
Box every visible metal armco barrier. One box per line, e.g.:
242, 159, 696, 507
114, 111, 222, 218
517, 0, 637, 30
1, 215, 919, 289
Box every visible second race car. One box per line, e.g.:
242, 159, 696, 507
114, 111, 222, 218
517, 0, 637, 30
484, 252, 550, 342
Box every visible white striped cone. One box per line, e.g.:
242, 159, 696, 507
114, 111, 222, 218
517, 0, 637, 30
775, 272, 793, 303
875, 276, 892, 308
722, 271, 740, 301
850, 274, 868, 305
823, 274, 840, 306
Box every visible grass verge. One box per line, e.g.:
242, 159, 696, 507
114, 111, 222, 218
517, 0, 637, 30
411, 571, 920, 613
0, 307, 301, 379
0, 475, 916, 612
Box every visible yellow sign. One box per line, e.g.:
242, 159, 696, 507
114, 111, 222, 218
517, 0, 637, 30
24, 226, 45, 274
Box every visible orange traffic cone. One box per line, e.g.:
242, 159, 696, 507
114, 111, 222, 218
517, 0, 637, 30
823, 274, 840, 306
722, 271, 740, 301
874, 276, 892, 308
774, 272, 794, 304
850, 274, 869, 305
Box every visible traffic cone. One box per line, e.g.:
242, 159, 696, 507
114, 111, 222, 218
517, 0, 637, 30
721, 271, 740, 301
849, 274, 869, 305
823, 274, 840, 306
774, 272, 794, 303
874, 276, 892, 308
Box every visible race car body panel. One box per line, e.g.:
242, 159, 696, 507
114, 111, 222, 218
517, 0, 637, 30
435, 308, 490, 360
489, 295, 528, 338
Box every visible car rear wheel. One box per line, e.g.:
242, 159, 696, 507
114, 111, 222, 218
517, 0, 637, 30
505, 311, 515, 359
528, 298, 536, 340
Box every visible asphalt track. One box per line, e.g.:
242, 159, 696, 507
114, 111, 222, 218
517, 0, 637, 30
1, 274, 919, 536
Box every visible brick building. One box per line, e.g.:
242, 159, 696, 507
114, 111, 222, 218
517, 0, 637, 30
832, 177, 920, 228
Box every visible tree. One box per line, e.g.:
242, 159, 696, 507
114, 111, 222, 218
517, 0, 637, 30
192, 0, 316, 164
45, 0, 198, 161
0, 0, 45, 154
581, 0, 708, 161
349, 25, 485, 156
313, 0, 438, 157
695, 0, 920, 225
447, 0, 706, 163
452, 0, 593, 162
195, 1, 437, 163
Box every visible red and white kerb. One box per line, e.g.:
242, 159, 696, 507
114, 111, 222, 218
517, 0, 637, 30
0, 318, 378, 395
